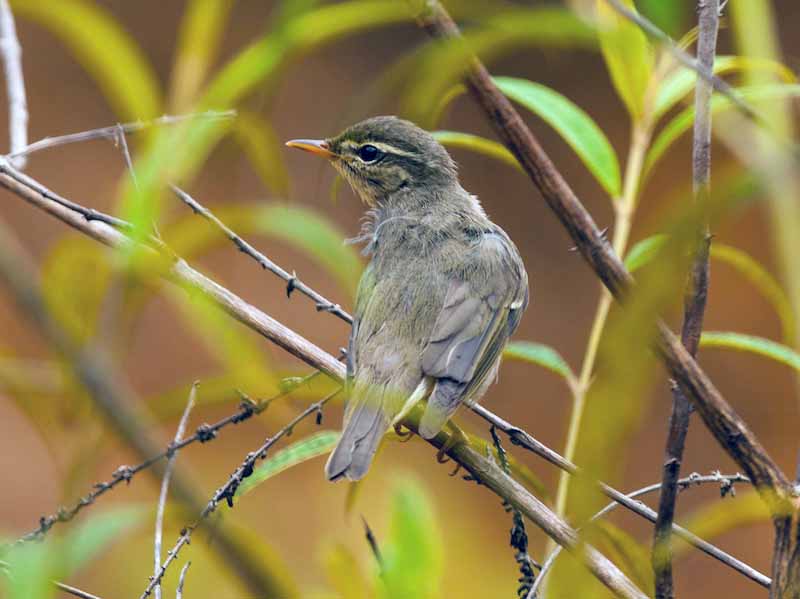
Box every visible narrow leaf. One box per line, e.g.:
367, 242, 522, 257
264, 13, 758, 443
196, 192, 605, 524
12, 0, 162, 120
654, 55, 797, 120
504, 341, 575, 381
432, 131, 521, 171
64, 506, 145, 574
624, 234, 667, 272
645, 84, 800, 179
233, 110, 290, 196
494, 76, 621, 197
596, 0, 654, 122
700, 332, 800, 372
237, 431, 339, 496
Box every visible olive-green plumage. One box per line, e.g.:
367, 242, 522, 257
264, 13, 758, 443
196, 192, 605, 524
288, 116, 529, 481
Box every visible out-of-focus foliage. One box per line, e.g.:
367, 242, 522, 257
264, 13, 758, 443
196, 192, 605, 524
378, 479, 443, 599
700, 332, 800, 372
504, 340, 576, 383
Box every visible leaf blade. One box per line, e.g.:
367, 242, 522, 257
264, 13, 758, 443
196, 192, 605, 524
504, 341, 575, 381
700, 331, 800, 372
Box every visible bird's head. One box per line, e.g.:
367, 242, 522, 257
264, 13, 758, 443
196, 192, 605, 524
287, 116, 458, 206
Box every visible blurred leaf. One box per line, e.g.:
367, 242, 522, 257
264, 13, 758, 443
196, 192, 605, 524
404, 8, 596, 124
41, 237, 112, 344
592, 521, 654, 596
166, 202, 363, 297
237, 431, 340, 496
636, 0, 688, 37
2, 541, 53, 599
624, 234, 667, 272
712, 244, 796, 344
201, 1, 410, 109
596, 0, 654, 122
233, 110, 290, 196
673, 489, 768, 562
12, 0, 161, 120
495, 76, 621, 197
432, 131, 521, 171
169, 0, 235, 110
64, 506, 145, 574
626, 237, 794, 343
504, 341, 575, 382
379, 479, 443, 599
644, 84, 800, 178
323, 543, 371, 599
700, 331, 800, 372
654, 55, 797, 120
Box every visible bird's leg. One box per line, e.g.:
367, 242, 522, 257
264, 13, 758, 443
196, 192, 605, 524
436, 421, 471, 464
393, 423, 414, 442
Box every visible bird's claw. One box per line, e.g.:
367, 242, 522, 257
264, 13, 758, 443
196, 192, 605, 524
436, 423, 470, 464
394, 423, 414, 442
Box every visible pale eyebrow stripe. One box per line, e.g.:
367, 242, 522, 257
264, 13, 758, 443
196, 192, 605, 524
341, 139, 416, 159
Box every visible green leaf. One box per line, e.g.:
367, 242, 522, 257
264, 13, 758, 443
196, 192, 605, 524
431, 131, 521, 171
379, 479, 443, 599
624, 234, 667, 272
12, 0, 162, 120
700, 332, 800, 372
494, 76, 621, 197
636, 0, 688, 37
236, 431, 340, 496
63, 506, 145, 574
323, 543, 372, 599
645, 84, 800, 179
596, 0, 654, 122
169, 0, 236, 110
233, 110, 290, 196
712, 244, 796, 344
504, 341, 575, 381
2, 541, 53, 599
654, 55, 797, 120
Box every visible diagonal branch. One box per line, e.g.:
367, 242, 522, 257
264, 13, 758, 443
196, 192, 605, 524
652, 2, 719, 597
413, 0, 793, 510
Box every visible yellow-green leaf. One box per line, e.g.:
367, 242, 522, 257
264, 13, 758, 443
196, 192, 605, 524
596, 0, 654, 121
700, 331, 800, 372
494, 76, 621, 197
12, 0, 162, 120
233, 110, 290, 196
237, 431, 339, 496
432, 131, 521, 172
654, 55, 797, 120
169, 0, 235, 110
504, 341, 575, 382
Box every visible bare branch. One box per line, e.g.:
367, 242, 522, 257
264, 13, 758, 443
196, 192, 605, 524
531, 472, 751, 597
6, 111, 235, 160
0, 0, 27, 168
652, 2, 719, 596
54, 582, 104, 599
140, 391, 340, 599
175, 562, 190, 599
154, 384, 197, 599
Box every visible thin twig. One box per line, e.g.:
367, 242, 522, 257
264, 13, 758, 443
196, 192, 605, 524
54, 581, 104, 599
0, 0, 27, 169
10, 371, 322, 545
361, 516, 383, 569
474, 404, 771, 588
175, 562, 191, 599
6, 111, 235, 160
652, 3, 719, 596
170, 185, 353, 323
154, 384, 197, 599
603, 0, 755, 121
140, 390, 340, 599
530, 472, 751, 597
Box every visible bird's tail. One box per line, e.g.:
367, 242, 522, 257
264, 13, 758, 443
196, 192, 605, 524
325, 385, 390, 482
325, 378, 431, 481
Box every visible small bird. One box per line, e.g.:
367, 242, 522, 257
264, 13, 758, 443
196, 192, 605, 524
287, 116, 528, 481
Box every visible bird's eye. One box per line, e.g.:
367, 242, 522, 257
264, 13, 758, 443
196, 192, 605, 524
357, 144, 380, 163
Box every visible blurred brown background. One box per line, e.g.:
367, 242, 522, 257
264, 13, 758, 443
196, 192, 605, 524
1, 1, 799, 597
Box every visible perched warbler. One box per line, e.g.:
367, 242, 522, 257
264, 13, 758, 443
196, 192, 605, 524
287, 116, 528, 481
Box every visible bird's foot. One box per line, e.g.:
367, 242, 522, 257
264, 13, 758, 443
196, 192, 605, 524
393, 423, 414, 442
436, 422, 470, 464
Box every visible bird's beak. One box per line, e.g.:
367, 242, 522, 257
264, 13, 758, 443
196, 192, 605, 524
285, 138, 335, 159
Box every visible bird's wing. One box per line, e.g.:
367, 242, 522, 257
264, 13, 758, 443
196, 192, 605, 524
418, 231, 528, 438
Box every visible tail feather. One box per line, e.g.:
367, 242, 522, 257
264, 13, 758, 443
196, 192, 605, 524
325, 389, 389, 482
